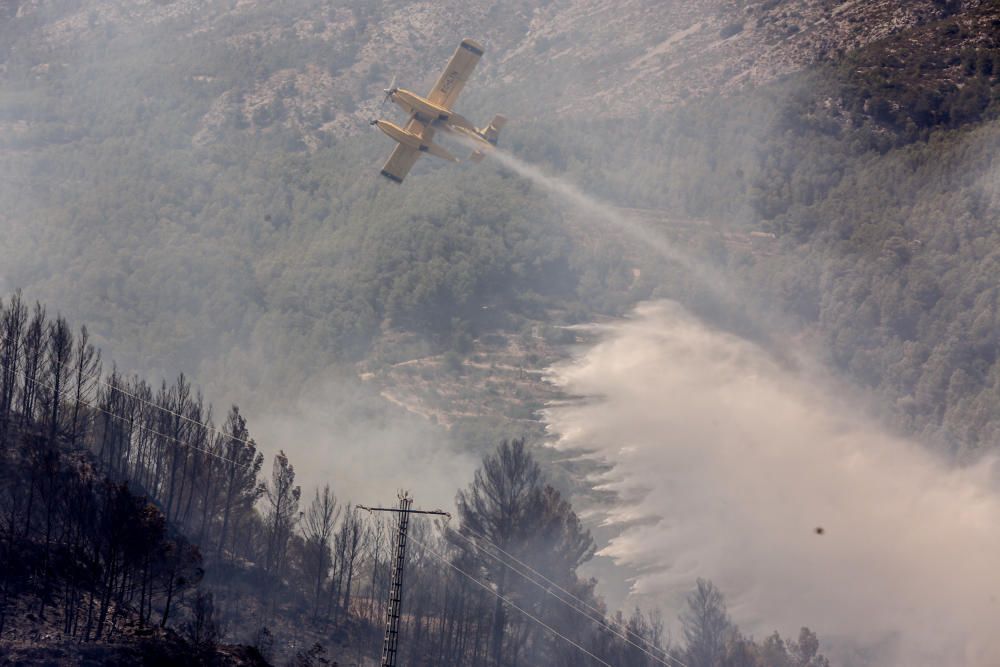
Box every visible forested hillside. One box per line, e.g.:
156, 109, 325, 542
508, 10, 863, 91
0, 293, 833, 665
3, 1, 998, 441
2, 0, 997, 435
2, 0, 1000, 663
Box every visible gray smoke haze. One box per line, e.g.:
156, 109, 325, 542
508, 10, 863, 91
248, 374, 476, 512
544, 301, 1000, 667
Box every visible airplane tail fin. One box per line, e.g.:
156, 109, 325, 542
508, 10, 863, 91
481, 114, 507, 145
469, 114, 507, 162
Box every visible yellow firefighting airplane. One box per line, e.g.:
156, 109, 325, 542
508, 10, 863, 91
371, 38, 506, 183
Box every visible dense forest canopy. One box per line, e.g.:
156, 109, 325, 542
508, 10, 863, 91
1, 0, 998, 458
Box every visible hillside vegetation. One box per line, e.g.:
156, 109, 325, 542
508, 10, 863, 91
0, 0, 997, 525
0, 293, 834, 665
2, 0, 1000, 663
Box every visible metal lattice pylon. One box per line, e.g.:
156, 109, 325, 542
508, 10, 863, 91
358, 493, 450, 667
380, 492, 412, 667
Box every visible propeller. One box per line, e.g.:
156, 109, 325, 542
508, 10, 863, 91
380, 74, 398, 107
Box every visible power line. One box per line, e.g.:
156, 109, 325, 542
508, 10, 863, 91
449, 527, 683, 667
1, 319, 677, 663
4, 327, 606, 502
2, 328, 606, 521
3, 332, 609, 546
0, 329, 263, 456
407, 530, 617, 667
10, 345, 658, 666
0, 358, 253, 470
2, 332, 676, 662
0, 328, 262, 465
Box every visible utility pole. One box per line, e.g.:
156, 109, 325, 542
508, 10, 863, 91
359, 492, 449, 667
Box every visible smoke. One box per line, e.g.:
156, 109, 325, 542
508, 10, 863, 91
249, 374, 476, 512
544, 301, 1000, 666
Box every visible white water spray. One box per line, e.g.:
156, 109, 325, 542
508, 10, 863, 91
472, 141, 789, 353
475, 142, 722, 286
471, 145, 1000, 665
547, 302, 1000, 666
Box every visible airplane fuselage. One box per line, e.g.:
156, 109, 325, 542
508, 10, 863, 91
390, 89, 480, 136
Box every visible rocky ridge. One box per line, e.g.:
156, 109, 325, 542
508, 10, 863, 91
2, 0, 989, 149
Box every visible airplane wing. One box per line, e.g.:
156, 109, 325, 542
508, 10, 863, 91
380, 143, 420, 184
379, 117, 433, 183
426, 39, 483, 111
